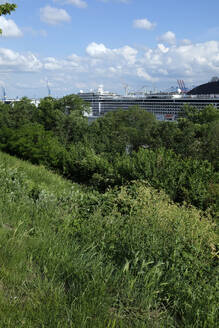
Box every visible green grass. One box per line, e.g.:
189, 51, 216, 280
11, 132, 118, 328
0, 151, 218, 327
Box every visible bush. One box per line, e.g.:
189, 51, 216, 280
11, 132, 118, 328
113, 148, 217, 210
0, 152, 218, 327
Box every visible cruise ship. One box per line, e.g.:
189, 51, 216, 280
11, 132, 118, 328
78, 82, 219, 121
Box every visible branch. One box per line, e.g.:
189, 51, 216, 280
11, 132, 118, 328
0, 3, 17, 16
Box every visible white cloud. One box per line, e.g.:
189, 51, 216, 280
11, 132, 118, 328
86, 42, 109, 57
3, 40, 219, 97
44, 57, 63, 70
116, 46, 138, 64
0, 48, 42, 72
157, 44, 169, 53
133, 18, 156, 30
159, 31, 176, 45
40, 6, 71, 25
86, 42, 138, 64
0, 17, 22, 37
137, 68, 158, 82
67, 53, 81, 61
141, 41, 219, 81
43, 53, 86, 73
84, 40, 219, 88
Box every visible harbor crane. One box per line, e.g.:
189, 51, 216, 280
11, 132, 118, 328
177, 80, 187, 93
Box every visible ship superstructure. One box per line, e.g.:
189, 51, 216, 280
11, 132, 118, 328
78, 84, 219, 121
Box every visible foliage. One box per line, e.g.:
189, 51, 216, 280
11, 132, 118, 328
88, 107, 156, 155
113, 148, 216, 209
0, 2, 16, 16
55, 94, 91, 115
0, 98, 218, 216
0, 151, 218, 327
148, 105, 219, 167
181, 104, 219, 124
64, 142, 112, 184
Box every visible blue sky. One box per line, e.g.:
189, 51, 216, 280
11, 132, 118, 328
1, 0, 219, 98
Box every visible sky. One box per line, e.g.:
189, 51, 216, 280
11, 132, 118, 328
0, 0, 219, 98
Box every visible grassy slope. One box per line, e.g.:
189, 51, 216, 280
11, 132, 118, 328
0, 151, 218, 328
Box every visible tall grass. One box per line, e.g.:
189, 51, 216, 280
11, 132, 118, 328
0, 151, 218, 327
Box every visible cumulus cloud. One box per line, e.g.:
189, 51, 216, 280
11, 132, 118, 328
85, 40, 219, 88
86, 42, 109, 57
0, 48, 42, 72
43, 53, 87, 73
86, 42, 138, 64
40, 6, 71, 25
44, 57, 63, 70
0, 17, 22, 37
142, 41, 219, 81
116, 46, 138, 64
158, 31, 176, 45
157, 44, 169, 53
133, 18, 156, 30
3, 40, 219, 97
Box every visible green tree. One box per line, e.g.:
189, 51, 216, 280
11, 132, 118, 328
37, 97, 65, 132
181, 104, 219, 124
177, 105, 219, 166
55, 94, 90, 145
55, 94, 90, 115
88, 107, 157, 156
8, 97, 38, 129
37, 95, 90, 145
6, 123, 66, 170
150, 121, 181, 150
203, 120, 219, 170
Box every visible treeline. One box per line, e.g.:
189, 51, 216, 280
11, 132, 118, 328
0, 96, 218, 214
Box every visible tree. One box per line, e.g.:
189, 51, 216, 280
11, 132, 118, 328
55, 94, 90, 115
203, 120, 219, 170
37, 97, 62, 131
181, 104, 219, 124
88, 107, 157, 156
0, 2, 17, 34
8, 97, 38, 129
